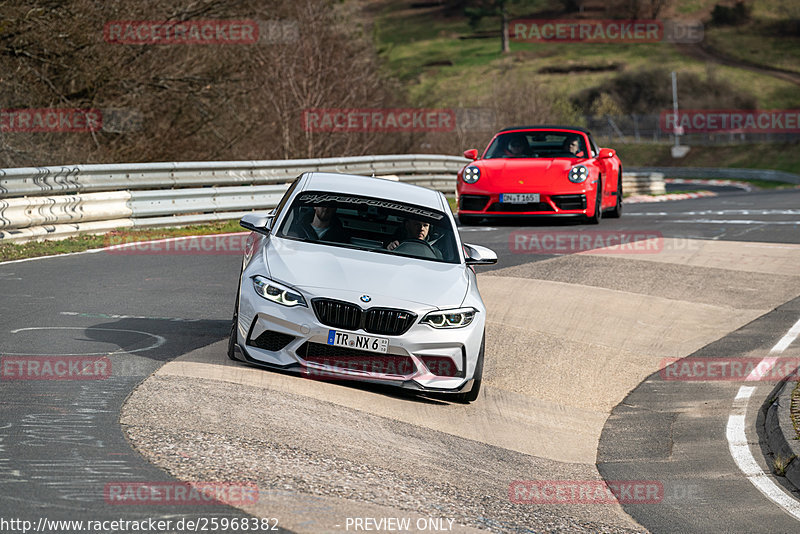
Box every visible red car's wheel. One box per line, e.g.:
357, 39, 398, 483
586, 179, 602, 225
607, 168, 623, 219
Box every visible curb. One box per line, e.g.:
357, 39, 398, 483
765, 377, 800, 489
664, 178, 753, 191
624, 191, 718, 203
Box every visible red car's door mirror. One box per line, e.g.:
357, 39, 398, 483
598, 148, 616, 159
463, 149, 479, 160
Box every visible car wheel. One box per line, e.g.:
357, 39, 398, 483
453, 333, 485, 404
607, 169, 623, 219
457, 214, 480, 226
586, 179, 603, 225
228, 277, 242, 361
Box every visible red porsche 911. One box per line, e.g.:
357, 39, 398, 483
456, 126, 622, 224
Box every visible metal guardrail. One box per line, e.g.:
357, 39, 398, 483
628, 166, 800, 184
0, 155, 710, 243
0, 155, 467, 243
623, 172, 666, 195
0, 155, 467, 198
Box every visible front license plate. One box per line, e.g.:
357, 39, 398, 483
500, 193, 539, 203
327, 330, 388, 354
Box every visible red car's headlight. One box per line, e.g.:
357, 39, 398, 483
568, 165, 588, 183
463, 166, 480, 184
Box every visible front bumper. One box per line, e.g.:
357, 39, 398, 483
456, 183, 595, 217
235, 283, 484, 394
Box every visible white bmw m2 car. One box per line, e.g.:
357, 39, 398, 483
228, 172, 497, 402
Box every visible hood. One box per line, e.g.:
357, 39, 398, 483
263, 237, 470, 309
475, 157, 582, 185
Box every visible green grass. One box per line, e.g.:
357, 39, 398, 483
0, 220, 242, 262
671, 0, 799, 19
374, 1, 800, 110
614, 142, 800, 174
706, 25, 800, 76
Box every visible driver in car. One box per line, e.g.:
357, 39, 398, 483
386, 218, 430, 251
386, 218, 445, 260
563, 134, 586, 157
503, 135, 528, 157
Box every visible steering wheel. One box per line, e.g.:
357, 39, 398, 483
392, 238, 437, 259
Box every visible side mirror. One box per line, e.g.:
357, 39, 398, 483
463, 243, 497, 265
240, 213, 273, 236
598, 148, 616, 159
463, 149, 479, 160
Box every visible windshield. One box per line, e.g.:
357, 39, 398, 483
484, 131, 588, 159
276, 191, 460, 264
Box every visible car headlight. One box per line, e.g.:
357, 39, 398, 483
252, 276, 307, 307
569, 165, 589, 184
421, 307, 477, 329
568, 164, 589, 183
463, 166, 480, 184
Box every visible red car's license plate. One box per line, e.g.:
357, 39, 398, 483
501, 193, 539, 203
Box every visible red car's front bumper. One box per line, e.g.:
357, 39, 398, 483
456, 188, 594, 218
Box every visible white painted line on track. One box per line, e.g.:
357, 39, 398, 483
726, 402, 800, 520
2, 326, 166, 356
745, 358, 778, 381
59, 311, 202, 322
626, 209, 800, 216
727, 316, 800, 522
628, 219, 800, 225
771, 317, 800, 354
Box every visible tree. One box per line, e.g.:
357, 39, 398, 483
0, 0, 404, 166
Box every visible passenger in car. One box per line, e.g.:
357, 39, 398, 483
289, 206, 351, 243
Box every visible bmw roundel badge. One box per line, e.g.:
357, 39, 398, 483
360, 295, 371, 303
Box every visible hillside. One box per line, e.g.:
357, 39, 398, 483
369, 0, 800, 169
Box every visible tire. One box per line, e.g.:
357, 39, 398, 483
586, 179, 603, 225
227, 317, 239, 361
607, 168, 623, 219
453, 333, 485, 404
228, 273, 242, 361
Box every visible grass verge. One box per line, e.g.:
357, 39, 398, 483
0, 220, 242, 262
614, 142, 800, 175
